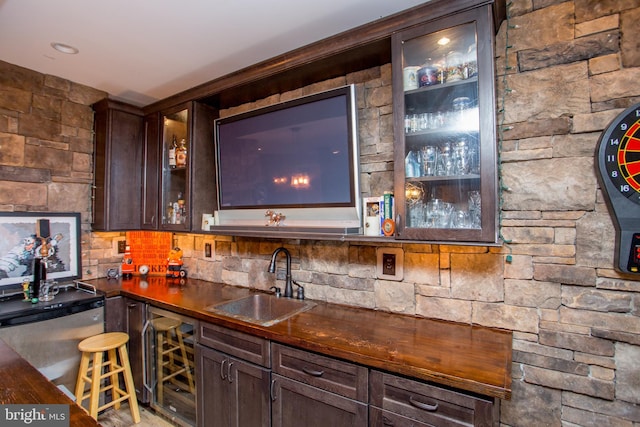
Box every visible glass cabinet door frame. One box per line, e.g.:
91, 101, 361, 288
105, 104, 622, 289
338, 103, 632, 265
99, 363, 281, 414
392, 5, 498, 243
160, 102, 193, 232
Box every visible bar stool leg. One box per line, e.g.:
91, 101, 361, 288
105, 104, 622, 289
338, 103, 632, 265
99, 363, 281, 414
176, 327, 195, 393
75, 351, 90, 405
89, 351, 103, 419
107, 348, 121, 410
118, 343, 141, 424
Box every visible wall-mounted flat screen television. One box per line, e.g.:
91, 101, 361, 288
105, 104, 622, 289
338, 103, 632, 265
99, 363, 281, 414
214, 84, 361, 234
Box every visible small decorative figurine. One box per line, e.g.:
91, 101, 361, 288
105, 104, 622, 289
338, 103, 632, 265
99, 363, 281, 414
121, 245, 135, 278
166, 247, 187, 279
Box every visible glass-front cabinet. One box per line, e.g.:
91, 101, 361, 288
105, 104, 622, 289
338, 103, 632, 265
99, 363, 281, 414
392, 5, 498, 243
162, 105, 191, 231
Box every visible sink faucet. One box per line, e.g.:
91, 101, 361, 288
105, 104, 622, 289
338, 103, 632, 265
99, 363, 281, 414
268, 247, 294, 298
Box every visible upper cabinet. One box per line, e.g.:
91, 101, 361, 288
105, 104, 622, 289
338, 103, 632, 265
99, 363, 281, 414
392, 5, 499, 243
92, 99, 144, 231
146, 101, 217, 232
161, 104, 191, 231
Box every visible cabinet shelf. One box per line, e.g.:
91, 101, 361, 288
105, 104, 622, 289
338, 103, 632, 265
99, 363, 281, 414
408, 174, 480, 183
404, 75, 478, 96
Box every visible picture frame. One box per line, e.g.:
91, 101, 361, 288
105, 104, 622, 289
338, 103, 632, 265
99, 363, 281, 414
0, 212, 81, 289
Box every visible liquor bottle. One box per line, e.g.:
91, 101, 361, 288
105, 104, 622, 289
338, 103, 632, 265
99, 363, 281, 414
177, 192, 186, 224
176, 138, 188, 168
168, 135, 177, 168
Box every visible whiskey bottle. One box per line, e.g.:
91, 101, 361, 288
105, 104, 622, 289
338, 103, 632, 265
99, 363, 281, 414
176, 138, 188, 168
168, 135, 177, 168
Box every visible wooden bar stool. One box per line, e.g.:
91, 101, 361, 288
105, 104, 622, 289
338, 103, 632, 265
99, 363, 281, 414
154, 317, 195, 404
74, 332, 140, 424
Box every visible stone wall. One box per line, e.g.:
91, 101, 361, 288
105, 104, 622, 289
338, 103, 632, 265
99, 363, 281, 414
0, 60, 106, 274
2, 0, 640, 425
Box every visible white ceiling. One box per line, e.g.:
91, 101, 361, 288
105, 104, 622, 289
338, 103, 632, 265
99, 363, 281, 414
0, 0, 428, 107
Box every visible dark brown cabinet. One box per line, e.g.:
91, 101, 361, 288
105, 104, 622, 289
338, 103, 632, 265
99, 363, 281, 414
148, 101, 217, 232
104, 296, 147, 403
196, 321, 271, 427
392, 4, 499, 243
197, 345, 271, 427
369, 370, 498, 427
142, 112, 160, 229
92, 99, 144, 231
271, 344, 368, 427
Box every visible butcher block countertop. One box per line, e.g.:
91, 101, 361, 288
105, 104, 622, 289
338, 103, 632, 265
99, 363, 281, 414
88, 276, 513, 400
0, 339, 100, 427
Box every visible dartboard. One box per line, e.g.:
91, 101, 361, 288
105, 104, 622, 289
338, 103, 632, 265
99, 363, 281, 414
596, 102, 640, 274
599, 106, 640, 205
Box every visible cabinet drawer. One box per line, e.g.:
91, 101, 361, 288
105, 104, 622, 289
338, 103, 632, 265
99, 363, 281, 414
272, 343, 368, 402
369, 370, 496, 427
197, 321, 270, 367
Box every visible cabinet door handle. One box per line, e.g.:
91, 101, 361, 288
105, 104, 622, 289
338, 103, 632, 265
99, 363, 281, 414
127, 303, 137, 308
382, 416, 394, 426
270, 379, 277, 401
220, 359, 227, 380
409, 395, 438, 412
227, 361, 234, 383
302, 367, 324, 377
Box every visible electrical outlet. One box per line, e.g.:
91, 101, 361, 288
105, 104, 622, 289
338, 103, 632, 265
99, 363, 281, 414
117, 240, 126, 254
376, 247, 404, 281
204, 243, 212, 258
382, 252, 396, 276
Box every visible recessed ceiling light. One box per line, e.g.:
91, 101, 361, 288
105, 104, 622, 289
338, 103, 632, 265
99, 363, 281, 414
50, 42, 79, 55
437, 37, 450, 46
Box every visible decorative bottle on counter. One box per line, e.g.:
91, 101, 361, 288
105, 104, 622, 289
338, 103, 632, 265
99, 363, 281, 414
176, 138, 187, 168
168, 135, 177, 169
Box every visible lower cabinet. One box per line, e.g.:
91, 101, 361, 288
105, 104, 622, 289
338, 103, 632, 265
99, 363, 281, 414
369, 370, 498, 427
196, 321, 271, 427
197, 345, 271, 427
271, 343, 368, 427
271, 375, 367, 427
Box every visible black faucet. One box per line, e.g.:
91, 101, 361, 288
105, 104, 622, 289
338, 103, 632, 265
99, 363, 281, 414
268, 247, 294, 298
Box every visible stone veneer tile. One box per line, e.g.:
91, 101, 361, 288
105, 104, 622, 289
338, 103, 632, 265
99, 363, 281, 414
563, 390, 640, 422
502, 157, 596, 211
590, 68, 640, 102
615, 343, 640, 404
575, 0, 640, 22
517, 31, 619, 72
472, 302, 538, 332
588, 53, 620, 75
576, 14, 620, 37
562, 286, 633, 313
539, 328, 615, 356
560, 306, 640, 334
505, 279, 560, 308
501, 380, 562, 426
524, 364, 614, 399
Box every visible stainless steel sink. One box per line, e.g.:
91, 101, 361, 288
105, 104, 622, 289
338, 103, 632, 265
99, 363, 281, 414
205, 294, 315, 326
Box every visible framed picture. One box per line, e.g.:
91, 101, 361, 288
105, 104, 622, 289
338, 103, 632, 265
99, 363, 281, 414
0, 212, 81, 289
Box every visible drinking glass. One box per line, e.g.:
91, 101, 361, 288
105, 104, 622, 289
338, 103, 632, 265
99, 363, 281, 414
420, 146, 437, 176
468, 190, 481, 228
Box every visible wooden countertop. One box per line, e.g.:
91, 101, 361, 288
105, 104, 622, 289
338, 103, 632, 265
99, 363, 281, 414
0, 339, 100, 427
90, 276, 512, 400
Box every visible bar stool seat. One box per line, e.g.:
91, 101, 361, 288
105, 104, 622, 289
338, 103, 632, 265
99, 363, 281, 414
74, 332, 140, 424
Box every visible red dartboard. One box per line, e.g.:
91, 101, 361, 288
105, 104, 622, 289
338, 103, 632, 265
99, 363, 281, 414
596, 103, 640, 273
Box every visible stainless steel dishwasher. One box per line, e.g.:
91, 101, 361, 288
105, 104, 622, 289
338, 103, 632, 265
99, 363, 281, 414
0, 281, 105, 396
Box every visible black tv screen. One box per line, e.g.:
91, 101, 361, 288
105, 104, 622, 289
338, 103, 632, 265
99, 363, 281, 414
213, 85, 361, 232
